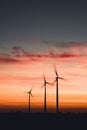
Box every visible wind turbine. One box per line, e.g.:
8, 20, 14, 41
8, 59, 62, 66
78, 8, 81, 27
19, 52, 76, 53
26, 88, 33, 113
54, 66, 64, 113
42, 75, 51, 113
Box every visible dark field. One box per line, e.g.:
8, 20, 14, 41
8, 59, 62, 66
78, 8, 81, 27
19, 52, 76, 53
0, 112, 87, 129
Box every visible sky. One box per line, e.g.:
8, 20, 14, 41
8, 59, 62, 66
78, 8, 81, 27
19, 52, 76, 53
0, 0, 87, 113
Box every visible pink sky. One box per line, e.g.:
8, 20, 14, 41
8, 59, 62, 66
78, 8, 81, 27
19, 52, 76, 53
0, 43, 87, 112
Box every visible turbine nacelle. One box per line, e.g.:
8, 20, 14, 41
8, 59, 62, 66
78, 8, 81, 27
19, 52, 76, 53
53, 64, 64, 81
41, 74, 51, 88
56, 76, 64, 80
26, 87, 33, 97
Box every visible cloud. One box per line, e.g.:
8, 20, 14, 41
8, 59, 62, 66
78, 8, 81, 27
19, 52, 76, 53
11, 45, 80, 58
0, 56, 19, 64
48, 52, 78, 58
19, 39, 87, 48
41, 40, 87, 48
43, 41, 87, 56
12, 46, 25, 57
0, 44, 86, 64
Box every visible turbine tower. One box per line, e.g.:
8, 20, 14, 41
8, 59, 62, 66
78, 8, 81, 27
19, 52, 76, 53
42, 75, 50, 113
54, 66, 64, 113
26, 88, 33, 113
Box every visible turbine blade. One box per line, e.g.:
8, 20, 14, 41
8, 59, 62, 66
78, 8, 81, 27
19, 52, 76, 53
51, 80, 56, 86
30, 93, 33, 97
28, 86, 33, 94
46, 82, 50, 84
30, 86, 33, 92
55, 70, 58, 77
46, 82, 53, 85
58, 77, 64, 80
43, 74, 46, 83
41, 84, 45, 88
53, 64, 58, 77
46, 80, 56, 86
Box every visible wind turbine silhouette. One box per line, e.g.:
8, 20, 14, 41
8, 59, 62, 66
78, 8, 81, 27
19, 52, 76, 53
26, 88, 33, 113
42, 75, 51, 113
53, 66, 64, 113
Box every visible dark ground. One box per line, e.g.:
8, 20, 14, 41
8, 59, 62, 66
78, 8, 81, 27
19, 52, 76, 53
0, 112, 87, 129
